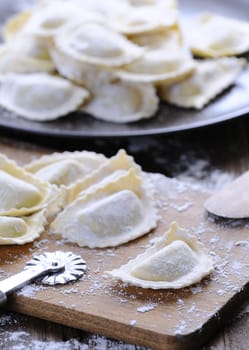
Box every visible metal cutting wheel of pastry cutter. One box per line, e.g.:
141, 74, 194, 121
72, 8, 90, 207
0, 251, 87, 305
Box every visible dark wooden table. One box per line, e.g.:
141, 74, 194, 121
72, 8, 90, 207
1, 116, 249, 349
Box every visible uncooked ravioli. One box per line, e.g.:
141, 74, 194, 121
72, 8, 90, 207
25, 150, 107, 187
0, 210, 47, 245
107, 222, 214, 289
51, 168, 158, 248
0, 43, 54, 74
116, 28, 195, 84
65, 149, 141, 203
21, 1, 80, 39
109, 1, 177, 35
2, 10, 32, 41
49, 45, 115, 89
82, 80, 159, 123
0, 73, 89, 121
159, 57, 247, 109
54, 19, 144, 67
0, 153, 60, 217
188, 13, 249, 57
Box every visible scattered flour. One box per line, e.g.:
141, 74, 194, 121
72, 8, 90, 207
235, 240, 249, 249
170, 202, 193, 212
17, 284, 46, 297
175, 159, 235, 191
175, 320, 186, 335
130, 320, 137, 326
187, 304, 197, 313
217, 289, 226, 296
137, 303, 158, 313
0, 327, 148, 350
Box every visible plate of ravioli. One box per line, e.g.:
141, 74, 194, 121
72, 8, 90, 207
0, 0, 248, 138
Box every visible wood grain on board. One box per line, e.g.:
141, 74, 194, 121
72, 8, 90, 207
0, 141, 249, 350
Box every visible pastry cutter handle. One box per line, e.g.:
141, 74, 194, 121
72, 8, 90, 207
0, 262, 64, 305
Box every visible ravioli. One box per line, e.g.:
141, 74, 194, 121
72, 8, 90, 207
65, 149, 141, 203
0, 43, 54, 75
11, 33, 51, 61
0, 170, 42, 211
107, 222, 214, 289
0, 73, 89, 121
0, 210, 47, 245
54, 19, 144, 67
0, 153, 59, 217
21, 1, 80, 39
109, 1, 178, 35
25, 150, 107, 187
82, 79, 159, 123
51, 168, 158, 248
49, 45, 116, 88
159, 57, 247, 109
116, 28, 195, 84
188, 13, 249, 57
2, 10, 32, 41
116, 49, 195, 84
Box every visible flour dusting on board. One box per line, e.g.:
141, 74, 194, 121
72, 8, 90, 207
17, 284, 47, 297
137, 303, 158, 313
0, 313, 148, 350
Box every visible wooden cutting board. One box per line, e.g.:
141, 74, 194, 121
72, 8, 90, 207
1, 142, 249, 350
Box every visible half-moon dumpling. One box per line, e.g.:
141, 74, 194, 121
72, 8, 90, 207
109, 2, 178, 35
54, 19, 144, 67
187, 13, 249, 57
115, 49, 195, 84
0, 153, 59, 216
49, 45, 116, 88
25, 150, 107, 187
2, 10, 32, 41
116, 28, 195, 84
0, 73, 89, 121
107, 222, 214, 289
51, 168, 158, 248
130, 26, 182, 51
0, 209, 47, 245
65, 149, 141, 203
0, 44, 54, 75
9, 33, 51, 61
159, 57, 247, 109
82, 79, 159, 123
21, 1, 80, 39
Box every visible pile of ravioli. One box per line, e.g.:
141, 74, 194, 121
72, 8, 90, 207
0, 0, 248, 123
0, 149, 214, 289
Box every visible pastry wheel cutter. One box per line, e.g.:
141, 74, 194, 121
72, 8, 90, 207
0, 251, 86, 305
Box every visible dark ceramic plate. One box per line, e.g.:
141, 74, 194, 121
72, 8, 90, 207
0, 0, 248, 138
